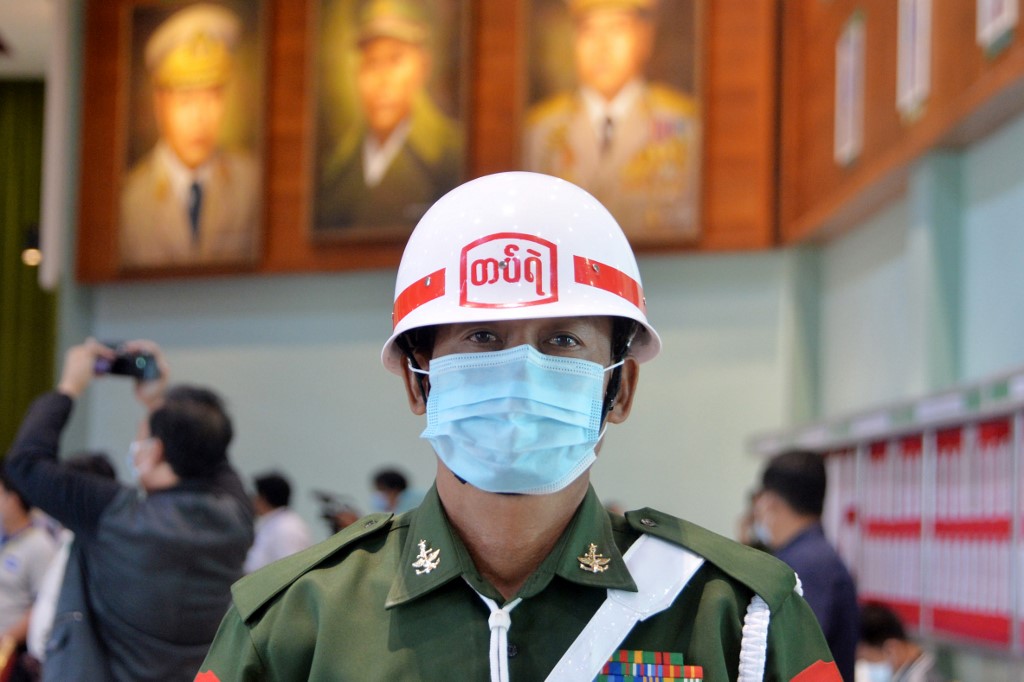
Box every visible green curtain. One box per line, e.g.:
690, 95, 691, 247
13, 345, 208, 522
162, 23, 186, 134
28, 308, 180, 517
0, 81, 57, 454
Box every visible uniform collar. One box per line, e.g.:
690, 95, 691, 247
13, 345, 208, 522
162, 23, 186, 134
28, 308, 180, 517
385, 484, 636, 609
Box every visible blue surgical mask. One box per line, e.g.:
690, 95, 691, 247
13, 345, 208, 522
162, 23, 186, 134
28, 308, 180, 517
370, 490, 391, 512
412, 344, 622, 495
752, 521, 772, 547
857, 660, 893, 682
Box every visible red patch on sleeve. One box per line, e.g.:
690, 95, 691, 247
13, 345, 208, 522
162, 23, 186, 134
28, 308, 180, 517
792, 659, 842, 682
194, 672, 221, 682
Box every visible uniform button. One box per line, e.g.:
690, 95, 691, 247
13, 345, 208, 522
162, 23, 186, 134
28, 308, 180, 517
640, 517, 657, 528
507, 643, 518, 657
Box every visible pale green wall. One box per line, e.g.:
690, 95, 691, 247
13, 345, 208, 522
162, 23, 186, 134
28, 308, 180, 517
962, 112, 1024, 379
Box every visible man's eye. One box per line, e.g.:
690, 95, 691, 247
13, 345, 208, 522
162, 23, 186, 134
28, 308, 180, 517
550, 334, 580, 348
468, 331, 498, 344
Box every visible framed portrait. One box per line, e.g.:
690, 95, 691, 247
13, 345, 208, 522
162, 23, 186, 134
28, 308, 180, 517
118, 0, 267, 272
309, 0, 470, 242
521, 0, 703, 247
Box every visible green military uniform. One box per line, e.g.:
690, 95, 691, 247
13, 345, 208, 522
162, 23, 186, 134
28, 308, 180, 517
198, 485, 838, 681
315, 94, 464, 233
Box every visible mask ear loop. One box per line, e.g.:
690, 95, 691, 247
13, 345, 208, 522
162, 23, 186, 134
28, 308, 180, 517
600, 321, 638, 425
396, 335, 430, 404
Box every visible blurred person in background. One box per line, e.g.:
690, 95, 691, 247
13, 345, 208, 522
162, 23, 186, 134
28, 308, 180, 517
5, 339, 253, 682
858, 602, 949, 682
370, 467, 424, 514
24, 452, 116, 676
754, 449, 859, 681
0, 472, 57, 681
244, 471, 313, 573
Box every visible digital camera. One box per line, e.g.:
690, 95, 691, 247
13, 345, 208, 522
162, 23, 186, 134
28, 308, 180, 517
94, 343, 161, 381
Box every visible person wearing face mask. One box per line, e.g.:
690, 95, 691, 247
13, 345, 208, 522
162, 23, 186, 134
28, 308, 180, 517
370, 468, 424, 514
198, 172, 840, 681
857, 602, 948, 682
753, 450, 860, 682
5, 340, 253, 682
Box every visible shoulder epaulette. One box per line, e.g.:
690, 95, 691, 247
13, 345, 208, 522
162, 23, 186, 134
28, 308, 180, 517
646, 84, 699, 116
233, 512, 394, 622
624, 508, 796, 612
524, 92, 578, 126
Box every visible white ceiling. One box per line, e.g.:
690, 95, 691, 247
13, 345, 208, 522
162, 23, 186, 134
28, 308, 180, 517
0, 0, 54, 78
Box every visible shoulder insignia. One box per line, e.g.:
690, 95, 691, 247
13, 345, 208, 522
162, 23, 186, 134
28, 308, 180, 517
646, 84, 699, 116
524, 92, 578, 127
408, 96, 465, 165
624, 508, 796, 612
232, 512, 394, 622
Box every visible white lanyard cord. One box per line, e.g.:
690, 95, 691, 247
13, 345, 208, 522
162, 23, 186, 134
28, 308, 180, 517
468, 580, 523, 682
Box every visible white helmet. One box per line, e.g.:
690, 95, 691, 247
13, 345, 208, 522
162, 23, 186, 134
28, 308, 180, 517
381, 172, 661, 374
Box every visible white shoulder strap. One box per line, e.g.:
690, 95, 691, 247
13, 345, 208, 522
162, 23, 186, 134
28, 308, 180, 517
544, 534, 705, 682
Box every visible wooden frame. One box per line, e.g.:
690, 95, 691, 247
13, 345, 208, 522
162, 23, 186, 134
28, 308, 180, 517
80, 0, 268, 277
76, 0, 779, 282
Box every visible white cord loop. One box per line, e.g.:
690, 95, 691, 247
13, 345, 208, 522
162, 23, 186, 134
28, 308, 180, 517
469, 581, 522, 682
736, 594, 770, 682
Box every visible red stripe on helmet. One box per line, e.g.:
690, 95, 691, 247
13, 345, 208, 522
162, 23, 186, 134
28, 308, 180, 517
392, 268, 446, 327
573, 256, 645, 312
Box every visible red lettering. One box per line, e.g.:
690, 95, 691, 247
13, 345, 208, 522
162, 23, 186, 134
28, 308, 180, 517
471, 257, 500, 285
524, 249, 545, 296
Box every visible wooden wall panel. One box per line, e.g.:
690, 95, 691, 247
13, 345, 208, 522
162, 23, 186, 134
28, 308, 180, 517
699, 0, 779, 251
75, 0, 780, 282
781, 0, 1024, 244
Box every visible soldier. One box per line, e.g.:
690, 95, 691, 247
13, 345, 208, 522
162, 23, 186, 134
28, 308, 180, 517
198, 172, 841, 681
523, 0, 700, 243
120, 3, 260, 269
315, 0, 464, 232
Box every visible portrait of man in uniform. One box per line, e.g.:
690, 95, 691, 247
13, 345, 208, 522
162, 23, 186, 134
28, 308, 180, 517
119, 1, 264, 271
312, 0, 467, 240
522, 0, 702, 246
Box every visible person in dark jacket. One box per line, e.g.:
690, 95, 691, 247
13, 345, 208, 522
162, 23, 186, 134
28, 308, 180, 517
753, 449, 860, 681
5, 338, 254, 682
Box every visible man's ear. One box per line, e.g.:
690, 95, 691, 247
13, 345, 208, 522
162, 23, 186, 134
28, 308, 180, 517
401, 352, 431, 416
605, 357, 639, 424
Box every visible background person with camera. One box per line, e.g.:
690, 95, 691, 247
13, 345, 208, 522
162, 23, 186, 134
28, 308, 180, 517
4, 338, 254, 682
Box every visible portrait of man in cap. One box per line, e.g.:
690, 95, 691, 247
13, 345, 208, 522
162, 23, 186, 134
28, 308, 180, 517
312, 0, 466, 240
522, 0, 702, 246
119, 1, 264, 270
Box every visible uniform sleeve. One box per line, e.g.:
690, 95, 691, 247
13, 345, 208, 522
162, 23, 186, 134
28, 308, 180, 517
765, 590, 843, 682
195, 604, 265, 682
